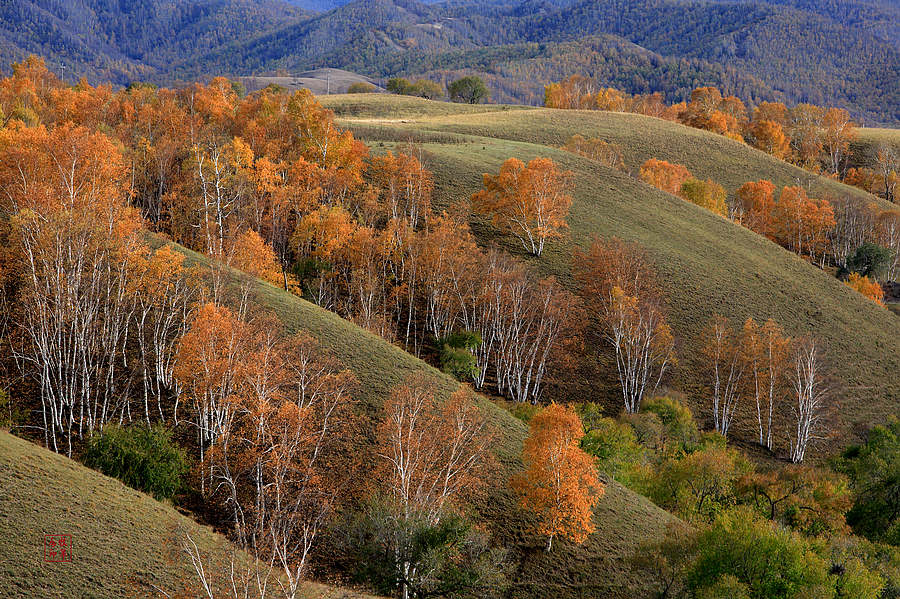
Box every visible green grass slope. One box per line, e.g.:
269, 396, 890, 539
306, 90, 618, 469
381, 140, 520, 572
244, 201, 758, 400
324, 95, 891, 210
320, 94, 900, 453
0, 430, 372, 598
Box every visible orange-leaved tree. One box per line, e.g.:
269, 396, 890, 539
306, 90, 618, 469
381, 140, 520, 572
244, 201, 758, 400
773, 186, 836, 265
174, 302, 247, 472
844, 273, 885, 306
512, 403, 603, 551
875, 145, 899, 203
229, 228, 290, 289
543, 75, 595, 109
735, 180, 776, 238
1, 122, 146, 455
471, 157, 573, 257
640, 158, 691, 195
679, 87, 746, 141
748, 119, 791, 160
787, 103, 826, 169
186, 321, 357, 597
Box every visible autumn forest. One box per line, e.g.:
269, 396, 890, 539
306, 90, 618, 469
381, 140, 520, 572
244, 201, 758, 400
2, 43, 900, 599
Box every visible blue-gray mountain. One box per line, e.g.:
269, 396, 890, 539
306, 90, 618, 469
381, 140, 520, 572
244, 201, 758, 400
1, 0, 897, 124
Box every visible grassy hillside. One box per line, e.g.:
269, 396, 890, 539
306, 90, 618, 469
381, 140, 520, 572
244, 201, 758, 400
0, 256, 678, 598
324, 95, 891, 209
849, 127, 900, 170
321, 94, 900, 454
179, 244, 681, 599
0, 430, 374, 598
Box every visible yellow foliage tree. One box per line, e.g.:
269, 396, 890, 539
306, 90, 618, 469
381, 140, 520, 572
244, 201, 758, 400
512, 403, 603, 551
679, 177, 728, 217
845, 273, 885, 306
471, 157, 573, 256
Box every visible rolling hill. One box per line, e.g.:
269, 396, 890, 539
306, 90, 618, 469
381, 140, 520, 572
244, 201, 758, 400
321, 94, 900, 454
0, 237, 681, 599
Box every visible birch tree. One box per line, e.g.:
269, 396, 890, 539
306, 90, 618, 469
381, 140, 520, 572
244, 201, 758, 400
703, 315, 745, 438
1, 123, 144, 455
471, 157, 573, 257
789, 337, 831, 463
376, 377, 492, 599
573, 237, 675, 413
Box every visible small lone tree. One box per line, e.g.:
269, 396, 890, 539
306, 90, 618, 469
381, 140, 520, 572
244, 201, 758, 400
409, 79, 443, 99
471, 157, 573, 256
512, 403, 603, 551
448, 76, 489, 104
789, 337, 832, 463
573, 238, 676, 413
386, 77, 414, 95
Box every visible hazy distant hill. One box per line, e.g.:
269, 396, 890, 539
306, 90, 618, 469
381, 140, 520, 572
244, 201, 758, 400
241, 67, 382, 94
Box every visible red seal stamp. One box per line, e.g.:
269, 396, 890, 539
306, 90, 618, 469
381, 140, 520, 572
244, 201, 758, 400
44, 534, 72, 562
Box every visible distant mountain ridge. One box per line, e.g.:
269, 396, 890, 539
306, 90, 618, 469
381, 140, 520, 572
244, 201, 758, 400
0, 0, 306, 82
1, 0, 897, 124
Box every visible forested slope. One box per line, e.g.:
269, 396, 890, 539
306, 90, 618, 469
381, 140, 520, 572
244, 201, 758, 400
323, 94, 900, 452
0, 237, 680, 598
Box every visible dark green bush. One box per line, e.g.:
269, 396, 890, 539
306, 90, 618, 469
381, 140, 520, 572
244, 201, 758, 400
845, 242, 893, 280
438, 331, 482, 381
836, 417, 900, 545
84, 424, 186, 500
